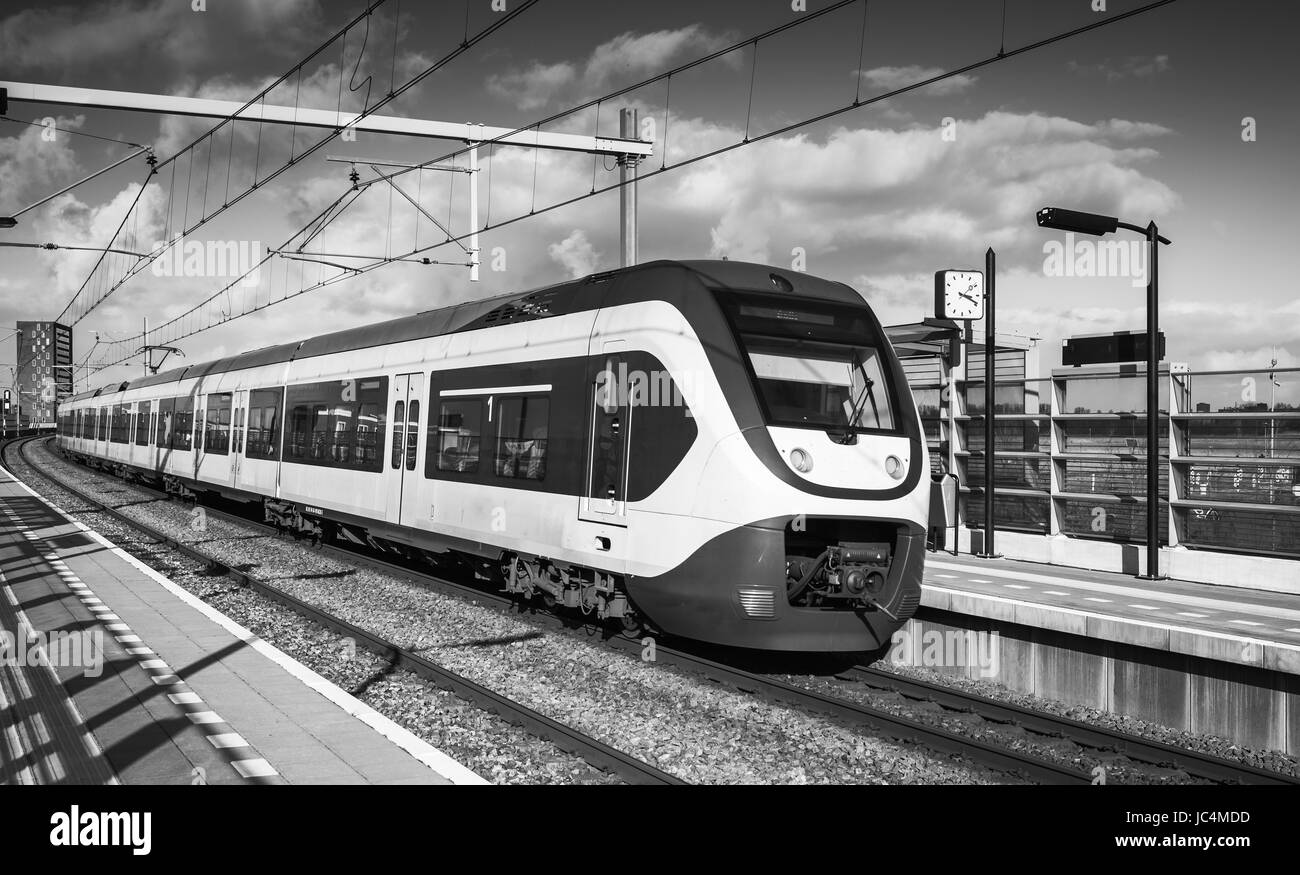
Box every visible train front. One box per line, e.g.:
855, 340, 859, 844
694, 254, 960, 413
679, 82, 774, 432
627, 263, 930, 653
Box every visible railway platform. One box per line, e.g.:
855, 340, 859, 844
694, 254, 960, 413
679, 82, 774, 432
903, 549, 1300, 755
0, 465, 485, 786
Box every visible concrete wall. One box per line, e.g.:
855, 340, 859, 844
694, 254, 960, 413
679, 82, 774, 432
891, 607, 1300, 756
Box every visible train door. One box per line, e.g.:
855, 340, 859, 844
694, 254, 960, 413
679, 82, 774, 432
193, 393, 206, 479
579, 352, 630, 526
229, 389, 248, 489
385, 373, 425, 526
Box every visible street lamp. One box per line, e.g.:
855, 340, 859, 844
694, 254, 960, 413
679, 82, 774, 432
1037, 207, 1172, 580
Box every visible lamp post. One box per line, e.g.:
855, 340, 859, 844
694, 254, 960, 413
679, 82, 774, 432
1036, 207, 1172, 580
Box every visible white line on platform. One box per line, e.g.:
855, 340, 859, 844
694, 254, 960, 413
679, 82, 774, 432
1177, 612, 1208, 618
1002, 584, 1030, 590
1228, 619, 1265, 627
232, 758, 278, 779
1043, 590, 1071, 596
927, 558, 1300, 621
2, 464, 484, 786
924, 582, 1300, 659
1084, 597, 1112, 603
1129, 605, 1159, 610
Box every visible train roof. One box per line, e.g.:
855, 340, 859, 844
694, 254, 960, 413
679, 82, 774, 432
66, 259, 865, 399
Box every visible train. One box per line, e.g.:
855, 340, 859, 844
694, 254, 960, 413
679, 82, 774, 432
56, 259, 928, 652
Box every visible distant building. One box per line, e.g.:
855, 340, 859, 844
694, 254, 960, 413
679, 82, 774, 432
14, 321, 73, 427
1196, 402, 1211, 413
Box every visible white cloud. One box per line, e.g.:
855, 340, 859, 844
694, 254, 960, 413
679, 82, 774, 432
0, 0, 321, 79
487, 25, 733, 111
486, 61, 579, 112
1068, 55, 1172, 82
548, 229, 602, 278
856, 65, 977, 96
0, 116, 83, 214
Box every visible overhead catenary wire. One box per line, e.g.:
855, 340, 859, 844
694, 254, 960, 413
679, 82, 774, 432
92, 0, 1182, 370
52, 0, 540, 328
0, 115, 147, 149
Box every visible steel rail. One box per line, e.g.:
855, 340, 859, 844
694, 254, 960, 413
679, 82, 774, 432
3, 437, 681, 786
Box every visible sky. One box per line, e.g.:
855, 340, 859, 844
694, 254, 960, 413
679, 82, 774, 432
1, 0, 1298, 406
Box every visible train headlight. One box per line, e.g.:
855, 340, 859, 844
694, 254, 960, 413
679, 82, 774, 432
885, 455, 905, 479
789, 447, 814, 473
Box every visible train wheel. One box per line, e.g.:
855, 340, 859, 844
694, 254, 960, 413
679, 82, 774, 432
619, 613, 643, 636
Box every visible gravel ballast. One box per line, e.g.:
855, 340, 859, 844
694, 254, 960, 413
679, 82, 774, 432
11, 440, 1010, 785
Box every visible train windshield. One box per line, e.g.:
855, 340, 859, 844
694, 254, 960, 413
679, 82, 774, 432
716, 291, 899, 434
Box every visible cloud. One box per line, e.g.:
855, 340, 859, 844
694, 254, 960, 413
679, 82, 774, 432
0, 116, 82, 213
855, 65, 977, 96
487, 25, 732, 110
548, 229, 602, 278
0, 0, 322, 83
687, 110, 1178, 271
486, 61, 580, 112
1068, 55, 1172, 82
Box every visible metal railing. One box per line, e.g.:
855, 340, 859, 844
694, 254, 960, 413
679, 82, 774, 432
911, 365, 1300, 559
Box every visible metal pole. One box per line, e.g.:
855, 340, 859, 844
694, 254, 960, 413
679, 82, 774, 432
6, 148, 150, 220
143, 316, 149, 376
619, 108, 639, 268
1145, 221, 1161, 578
983, 247, 997, 557
468, 137, 480, 282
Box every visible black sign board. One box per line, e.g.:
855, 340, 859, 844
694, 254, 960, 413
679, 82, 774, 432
1062, 331, 1165, 366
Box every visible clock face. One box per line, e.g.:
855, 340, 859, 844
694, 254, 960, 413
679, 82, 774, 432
935, 270, 984, 320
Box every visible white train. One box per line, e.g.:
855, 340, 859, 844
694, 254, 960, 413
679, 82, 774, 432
57, 260, 928, 652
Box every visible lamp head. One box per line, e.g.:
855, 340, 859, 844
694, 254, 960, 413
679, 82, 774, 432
1036, 207, 1118, 236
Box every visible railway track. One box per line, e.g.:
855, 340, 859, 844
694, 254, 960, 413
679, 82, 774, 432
15, 435, 1297, 785
842, 665, 1299, 786
1, 436, 682, 786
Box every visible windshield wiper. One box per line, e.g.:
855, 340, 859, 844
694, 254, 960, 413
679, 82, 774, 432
835, 374, 876, 444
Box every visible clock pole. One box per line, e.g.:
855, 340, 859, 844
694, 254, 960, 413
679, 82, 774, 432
980, 247, 999, 558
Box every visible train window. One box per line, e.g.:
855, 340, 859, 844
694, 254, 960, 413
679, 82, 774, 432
233, 407, 244, 454
111, 404, 131, 443
391, 401, 405, 469
135, 401, 152, 446
493, 396, 549, 481
204, 393, 232, 455
717, 290, 900, 435
405, 401, 419, 471
157, 398, 176, 448
285, 377, 388, 472
246, 388, 283, 460
173, 397, 194, 451
195, 407, 206, 452
150, 412, 157, 447
432, 399, 482, 475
